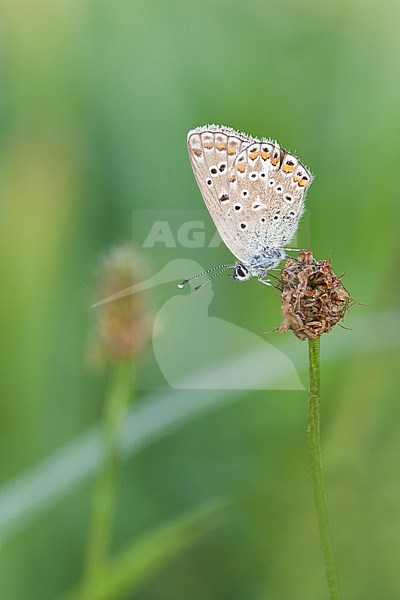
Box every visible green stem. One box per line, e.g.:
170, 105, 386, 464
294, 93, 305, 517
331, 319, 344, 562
308, 337, 341, 600
84, 360, 134, 586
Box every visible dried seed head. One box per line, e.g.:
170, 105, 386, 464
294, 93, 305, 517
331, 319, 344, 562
279, 250, 350, 340
89, 245, 151, 363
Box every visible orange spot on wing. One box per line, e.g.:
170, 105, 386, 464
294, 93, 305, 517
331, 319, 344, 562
299, 178, 309, 187
203, 141, 213, 149
261, 151, 271, 160
271, 157, 279, 166
249, 150, 259, 160
237, 163, 246, 173
282, 164, 295, 173
192, 148, 202, 157
216, 142, 227, 151
227, 145, 238, 155
230, 174, 237, 183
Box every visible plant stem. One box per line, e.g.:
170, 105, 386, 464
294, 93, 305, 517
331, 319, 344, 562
84, 360, 133, 586
308, 337, 341, 600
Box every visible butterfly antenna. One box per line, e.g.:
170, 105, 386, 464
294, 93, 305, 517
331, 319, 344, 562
192, 264, 234, 292
178, 264, 233, 289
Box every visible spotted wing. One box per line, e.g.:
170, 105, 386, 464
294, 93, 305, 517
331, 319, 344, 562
187, 124, 255, 262
228, 140, 314, 263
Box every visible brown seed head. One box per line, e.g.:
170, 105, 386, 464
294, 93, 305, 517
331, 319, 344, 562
279, 250, 350, 340
89, 245, 151, 363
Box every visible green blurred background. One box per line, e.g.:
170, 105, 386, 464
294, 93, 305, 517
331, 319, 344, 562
1, 0, 400, 598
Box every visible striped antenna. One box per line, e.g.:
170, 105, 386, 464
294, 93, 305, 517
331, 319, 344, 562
192, 264, 234, 292
178, 264, 234, 289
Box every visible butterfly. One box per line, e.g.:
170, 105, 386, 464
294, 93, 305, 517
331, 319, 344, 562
179, 124, 313, 292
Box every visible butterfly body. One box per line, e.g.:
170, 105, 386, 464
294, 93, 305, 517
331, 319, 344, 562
232, 247, 286, 282
182, 124, 313, 291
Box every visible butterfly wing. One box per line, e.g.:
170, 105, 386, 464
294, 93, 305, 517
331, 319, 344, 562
187, 124, 313, 265
187, 125, 254, 262
229, 141, 314, 262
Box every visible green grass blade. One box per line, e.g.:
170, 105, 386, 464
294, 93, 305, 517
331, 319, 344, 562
62, 499, 224, 600
0, 309, 398, 547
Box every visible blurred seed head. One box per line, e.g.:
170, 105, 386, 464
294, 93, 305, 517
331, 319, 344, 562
279, 250, 350, 340
89, 244, 151, 364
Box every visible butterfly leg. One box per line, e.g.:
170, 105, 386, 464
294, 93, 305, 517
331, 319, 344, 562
285, 248, 300, 252
267, 271, 281, 283
258, 277, 273, 287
